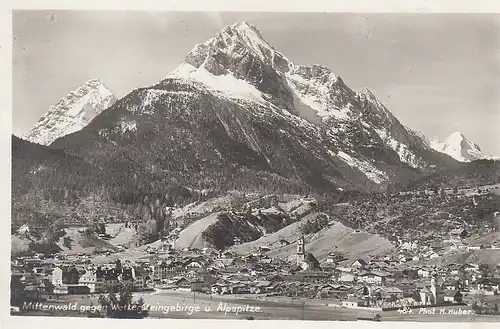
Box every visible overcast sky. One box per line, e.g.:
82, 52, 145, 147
12, 11, 500, 155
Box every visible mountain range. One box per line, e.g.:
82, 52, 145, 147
15, 21, 497, 199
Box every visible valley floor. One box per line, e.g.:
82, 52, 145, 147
14, 290, 500, 322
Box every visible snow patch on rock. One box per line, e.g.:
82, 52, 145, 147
23, 79, 117, 145
336, 151, 389, 183
170, 63, 265, 103
374, 128, 420, 168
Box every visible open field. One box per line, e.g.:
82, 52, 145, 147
18, 290, 500, 321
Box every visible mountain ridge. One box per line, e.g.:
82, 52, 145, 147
18, 21, 464, 197
428, 131, 498, 162
167, 21, 458, 177
22, 79, 117, 146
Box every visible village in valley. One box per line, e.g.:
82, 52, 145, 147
10, 12, 500, 322
10, 185, 500, 320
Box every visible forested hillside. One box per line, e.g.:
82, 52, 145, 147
407, 159, 500, 190
320, 192, 500, 246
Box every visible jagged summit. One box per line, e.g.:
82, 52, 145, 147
23, 79, 117, 146
184, 21, 292, 74
168, 21, 296, 110
85, 78, 112, 89
169, 21, 374, 118
225, 21, 264, 39
359, 87, 376, 98
429, 131, 485, 162
291, 65, 341, 84
447, 131, 469, 143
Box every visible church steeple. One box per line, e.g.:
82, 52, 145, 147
430, 273, 443, 305
296, 235, 305, 265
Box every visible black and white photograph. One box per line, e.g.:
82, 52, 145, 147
8, 7, 500, 323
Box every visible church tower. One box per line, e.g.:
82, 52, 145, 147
430, 276, 437, 304
296, 236, 306, 265
430, 273, 444, 305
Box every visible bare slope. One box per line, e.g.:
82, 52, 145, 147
174, 212, 222, 249
56, 226, 117, 255
231, 212, 395, 261
105, 223, 139, 248
230, 212, 322, 254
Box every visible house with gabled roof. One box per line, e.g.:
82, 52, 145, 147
442, 279, 461, 290
120, 266, 146, 291
341, 297, 365, 308
229, 282, 250, 294
78, 270, 98, 293
461, 263, 479, 273
399, 278, 415, 290
444, 290, 463, 303
173, 277, 191, 290
278, 239, 290, 246
450, 228, 468, 240
326, 251, 348, 264
417, 267, 431, 278
476, 278, 500, 292
184, 259, 206, 269
339, 273, 356, 283
51, 267, 63, 286
250, 281, 272, 294
357, 271, 392, 285
63, 266, 81, 284
211, 281, 230, 294
351, 259, 368, 269
385, 286, 404, 299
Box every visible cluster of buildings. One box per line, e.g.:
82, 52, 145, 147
10, 233, 500, 311
388, 226, 500, 266
11, 255, 150, 300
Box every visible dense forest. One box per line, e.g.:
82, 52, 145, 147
319, 191, 500, 245
12, 132, 500, 254
407, 159, 500, 190
11, 134, 343, 249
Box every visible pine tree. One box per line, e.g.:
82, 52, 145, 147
114, 259, 122, 274
98, 282, 149, 319
433, 185, 439, 195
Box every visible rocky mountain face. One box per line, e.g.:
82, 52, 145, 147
428, 131, 491, 162
22, 79, 117, 146
46, 22, 457, 194
170, 22, 457, 175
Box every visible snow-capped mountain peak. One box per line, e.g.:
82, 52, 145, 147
359, 87, 376, 98
167, 21, 297, 111
429, 131, 485, 162
164, 21, 460, 182
23, 79, 117, 145
185, 21, 292, 75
